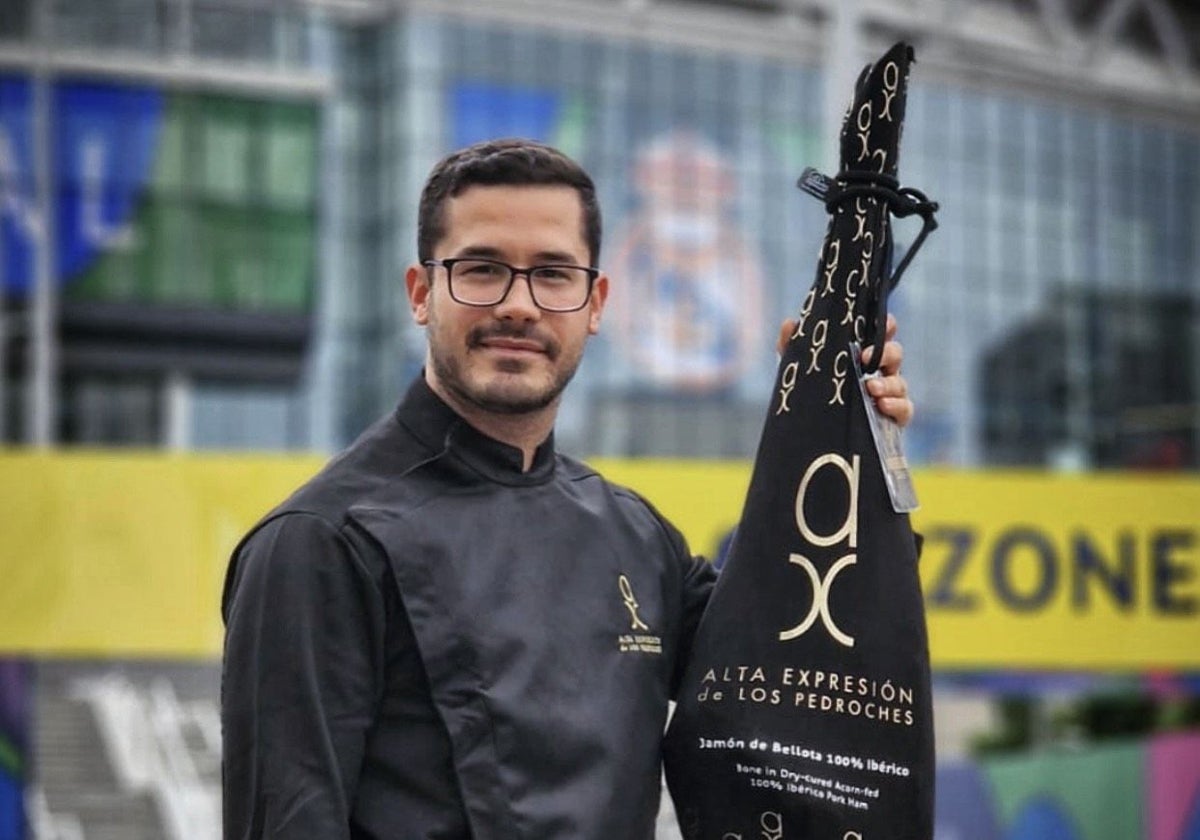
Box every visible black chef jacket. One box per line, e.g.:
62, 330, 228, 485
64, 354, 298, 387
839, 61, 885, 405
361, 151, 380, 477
221, 377, 717, 839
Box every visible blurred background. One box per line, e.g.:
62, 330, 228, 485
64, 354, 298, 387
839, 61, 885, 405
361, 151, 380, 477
0, 0, 1197, 837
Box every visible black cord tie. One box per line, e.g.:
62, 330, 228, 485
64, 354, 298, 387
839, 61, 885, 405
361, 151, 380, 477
796, 167, 939, 374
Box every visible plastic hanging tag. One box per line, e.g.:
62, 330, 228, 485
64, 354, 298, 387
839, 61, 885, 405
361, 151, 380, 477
796, 167, 835, 202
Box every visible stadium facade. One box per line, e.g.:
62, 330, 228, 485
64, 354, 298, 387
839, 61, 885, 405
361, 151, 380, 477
1, 3, 1198, 837
1, 0, 1197, 468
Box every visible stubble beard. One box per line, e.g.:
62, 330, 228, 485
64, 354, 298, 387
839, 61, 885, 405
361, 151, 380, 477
430, 326, 581, 416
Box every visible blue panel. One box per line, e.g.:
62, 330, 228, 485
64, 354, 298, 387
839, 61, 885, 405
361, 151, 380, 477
0, 76, 163, 295
55, 81, 163, 284
1004, 797, 1081, 840
0, 76, 34, 299
935, 762, 1001, 840
451, 82, 560, 149
1185, 793, 1200, 840
0, 772, 21, 840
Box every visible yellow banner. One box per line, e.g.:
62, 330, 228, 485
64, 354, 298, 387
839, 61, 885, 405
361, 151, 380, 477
0, 453, 1196, 669
913, 469, 1197, 670
0, 451, 322, 659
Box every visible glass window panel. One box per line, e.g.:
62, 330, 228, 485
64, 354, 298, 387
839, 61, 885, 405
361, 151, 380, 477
52, 0, 165, 52
192, 3, 275, 62
144, 198, 198, 305
192, 384, 306, 451
187, 203, 237, 307
66, 229, 142, 303
1110, 121, 1137, 170
199, 98, 255, 202
0, 0, 32, 42
995, 97, 1024, 148
209, 206, 267, 310
1065, 110, 1099, 163
264, 104, 318, 207
961, 96, 988, 148
151, 99, 188, 196
264, 211, 315, 312
459, 21, 498, 79
272, 8, 310, 67
63, 375, 160, 446
1140, 126, 1168, 173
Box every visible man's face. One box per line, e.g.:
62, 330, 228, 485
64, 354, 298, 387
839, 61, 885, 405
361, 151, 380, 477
405, 184, 608, 416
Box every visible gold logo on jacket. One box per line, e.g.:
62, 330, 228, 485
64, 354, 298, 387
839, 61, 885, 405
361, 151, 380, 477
617, 574, 662, 654
619, 574, 650, 630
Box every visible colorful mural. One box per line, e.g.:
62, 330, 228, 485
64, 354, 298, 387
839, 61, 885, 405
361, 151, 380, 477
935, 732, 1200, 840
1149, 733, 1200, 840
0, 78, 163, 295
0, 76, 317, 313
607, 130, 765, 395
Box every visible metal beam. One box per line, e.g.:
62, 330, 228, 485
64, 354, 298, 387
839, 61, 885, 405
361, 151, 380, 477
398, 0, 1200, 125
1032, 0, 1075, 45
851, 0, 1200, 124
1141, 0, 1192, 75
403, 0, 827, 63
0, 45, 332, 99
1093, 0, 1139, 49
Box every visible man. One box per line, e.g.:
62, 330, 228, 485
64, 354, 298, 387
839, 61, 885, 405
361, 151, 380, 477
221, 138, 912, 839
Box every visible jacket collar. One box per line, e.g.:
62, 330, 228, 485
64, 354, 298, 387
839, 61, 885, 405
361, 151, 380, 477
394, 375, 557, 486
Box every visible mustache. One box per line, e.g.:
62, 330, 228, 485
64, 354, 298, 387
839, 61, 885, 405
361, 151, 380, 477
468, 323, 560, 359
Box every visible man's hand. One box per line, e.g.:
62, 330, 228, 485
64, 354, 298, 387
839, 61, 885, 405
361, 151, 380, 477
776, 313, 913, 427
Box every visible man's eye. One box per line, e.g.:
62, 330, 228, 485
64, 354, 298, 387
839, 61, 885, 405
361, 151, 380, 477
461, 262, 504, 277
535, 267, 581, 284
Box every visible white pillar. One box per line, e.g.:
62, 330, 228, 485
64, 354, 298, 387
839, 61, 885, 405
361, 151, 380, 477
28, 0, 57, 446
164, 369, 194, 450
821, 0, 863, 174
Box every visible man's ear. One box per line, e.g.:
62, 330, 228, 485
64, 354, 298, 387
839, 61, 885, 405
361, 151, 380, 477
405, 263, 431, 325
588, 273, 609, 335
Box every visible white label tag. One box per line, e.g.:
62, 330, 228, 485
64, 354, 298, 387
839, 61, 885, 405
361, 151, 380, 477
851, 342, 919, 513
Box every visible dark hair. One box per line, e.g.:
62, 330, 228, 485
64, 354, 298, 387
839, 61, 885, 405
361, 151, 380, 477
417, 138, 602, 266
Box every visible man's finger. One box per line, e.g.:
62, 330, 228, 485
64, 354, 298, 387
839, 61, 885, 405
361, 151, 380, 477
866, 374, 907, 400
878, 339, 903, 375
777, 319, 797, 355
874, 396, 914, 427
861, 339, 904, 375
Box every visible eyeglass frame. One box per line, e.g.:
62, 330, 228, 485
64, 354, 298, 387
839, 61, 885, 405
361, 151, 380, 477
422, 257, 601, 313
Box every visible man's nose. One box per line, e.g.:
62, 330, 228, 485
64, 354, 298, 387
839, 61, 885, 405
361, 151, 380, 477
494, 272, 541, 319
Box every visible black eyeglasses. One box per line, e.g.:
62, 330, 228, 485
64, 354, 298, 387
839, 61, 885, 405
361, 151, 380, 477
423, 258, 599, 313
